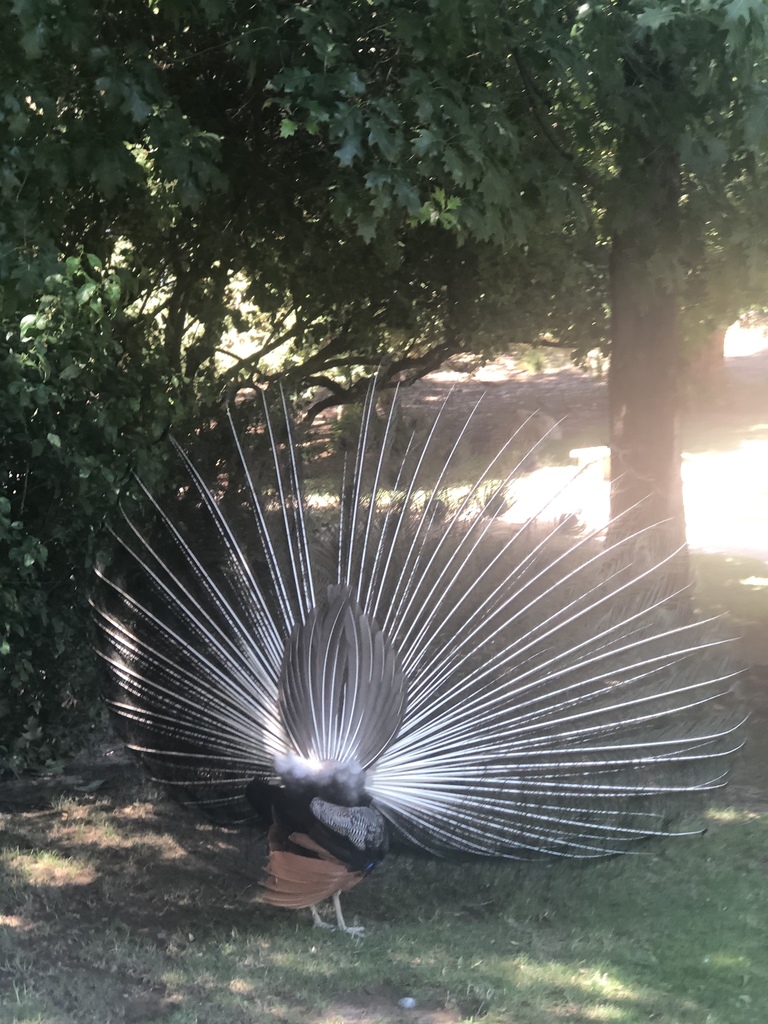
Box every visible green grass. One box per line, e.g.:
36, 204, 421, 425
1, 793, 767, 1023
692, 552, 768, 625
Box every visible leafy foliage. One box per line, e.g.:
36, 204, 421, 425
1, 0, 610, 401
0, 258, 194, 771
4, 0, 768, 768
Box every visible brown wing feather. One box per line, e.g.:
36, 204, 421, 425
286, 831, 344, 860
258, 827, 363, 909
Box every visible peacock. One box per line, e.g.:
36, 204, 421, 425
92, 381, 743, 934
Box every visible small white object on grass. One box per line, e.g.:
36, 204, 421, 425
398, 996, 417, 1009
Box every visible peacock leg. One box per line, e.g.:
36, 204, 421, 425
309, 904, 334, 930
332, 892, 365, 937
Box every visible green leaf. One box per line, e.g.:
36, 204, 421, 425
636, 7, 677, 31
743, 96, 768, 148
104, 275, 121, 304
20, 25, 44, 60
279, 118, 298, 138
76, 281, 98, 304
368, 121, 401, 162
20, 314, 38, 336
725, 0, 763, 22
413, 128, 437, 155
91, 156, 128, 199
8, 112, 30, 136
336, 134, 363, 167
394, 180, 421, 215
46, 432, 61, 449
357, 217, 377, 243
345, 72, 366, 96
123, 88, 152, 123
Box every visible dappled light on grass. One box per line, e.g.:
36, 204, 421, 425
741, 575, 768, 588
684, 439, 768, 559
704, 806, 759, 825
5, 850, 95, 888
493, 958, 650, 1022
486, 323, 768, 569
504, 435, 768, 567
2, 791, 768, 1023
0, 914, 33, 930
499, 462, 610, 532
706, 952, 753, 970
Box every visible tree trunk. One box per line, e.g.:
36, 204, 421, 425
684, 325, 727, 407
607, 150, 690, 594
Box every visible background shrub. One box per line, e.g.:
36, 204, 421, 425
0, 257, 200, 773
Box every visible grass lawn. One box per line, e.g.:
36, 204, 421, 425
1, 783, 766, 1024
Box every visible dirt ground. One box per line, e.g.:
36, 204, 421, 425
2, 334, 767, 1023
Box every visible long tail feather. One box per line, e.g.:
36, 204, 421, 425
92, 381, 744, 850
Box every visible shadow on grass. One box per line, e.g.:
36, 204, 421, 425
1, 790, 767, 1024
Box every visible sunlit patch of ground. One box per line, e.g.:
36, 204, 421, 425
683, 325, 768, 563
724, 322, 768, 357
684, 441, 768, 557
503, 441, 768, 566
500, 460, 609, 533
9, 851, 97, 888
501, 325, 768, 567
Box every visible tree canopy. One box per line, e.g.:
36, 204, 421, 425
4, 0, 768, 768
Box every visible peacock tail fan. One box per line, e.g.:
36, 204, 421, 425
91, 380, 745, 848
